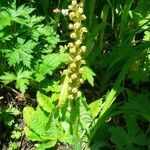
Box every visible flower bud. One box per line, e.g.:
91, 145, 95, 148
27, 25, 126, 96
70, 47, 76, 53
70, 32, 77, 39
63, 69, 68, 75
69, 23, 74, 29
71, 74, 77, 79
69, 12, 75, 18
81, 27, 88, 32
68, 42, 74, 48
81, 45, 86, 52
78, 7, 83, 14
79, 68, 83, 73
82, 15, 86, 20
77, 91, 82, 97
69, 63, 76, 68
61, 9, 69, 16
72, 88, 78, 94
69, 79, 73, 83
68, 5, 73, 10
72, 0, 77, 6
75, 55, 82, 61
75, 40, 82, 46
81, 60, 86, 64
79, 78, 84, 84
79, 2, 83, 8
74, 22, 81, 29
68, 94, 74, 99
68, 87, 72, 91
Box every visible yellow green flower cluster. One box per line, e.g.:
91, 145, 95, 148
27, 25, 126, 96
67, 0, 87, 100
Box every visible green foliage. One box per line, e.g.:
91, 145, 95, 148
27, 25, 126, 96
89, 99, 103, 119
35, 52, 68, 82
0, 105, 21, 150
109, 126, 147, 150
0, 70, 32, 94
8, 124, 22, 150
23, 92, 94, 149
82, 66, 96, 86
0, 1, 68, 95
0, 0, 150, 149
0, 106, 20, 126
108, 93, 150, 150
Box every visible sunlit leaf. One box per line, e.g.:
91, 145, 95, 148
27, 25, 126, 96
82, 66, 96, 86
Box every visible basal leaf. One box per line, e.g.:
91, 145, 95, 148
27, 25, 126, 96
37, 92, 54, 113
79, 98, 93, 130
23, 106, 50, 140
23, 107, 36, 127
58, 123, 73, 144
35, 140, 57, 150
24, 127, 42, 142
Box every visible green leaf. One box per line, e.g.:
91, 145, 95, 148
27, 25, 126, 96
79, 98, 93, 130
35, 53, 68, 82
109, 127, 130, 147
0, 11, 11, 28
123, 94, 150, 121
35, 141, 57, 150
15, 4, 35, 17
42, 53, 68, 69
32, 25, 59, 45
23, 106, 50, 141
89, 141, 109, 150
0, 72, 16, 84
144, 31, 150, 41
24, 127, 42, 142
57, 125, 73, 144
44, 114, 57, 140
0, 70, 32, 94
15, 70, 32, 94
7, 3, 35, 25
89, 99, 103, 118
37, 92, 54, 113
82, 66, 95, 86
132, 132, 148, 146
16, 78, 29, 94
0, 106, 20, 126
41, 80, 61, 93
5, 38, 36, 67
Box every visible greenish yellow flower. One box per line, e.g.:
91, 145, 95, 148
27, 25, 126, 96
58, 0, 87, 106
